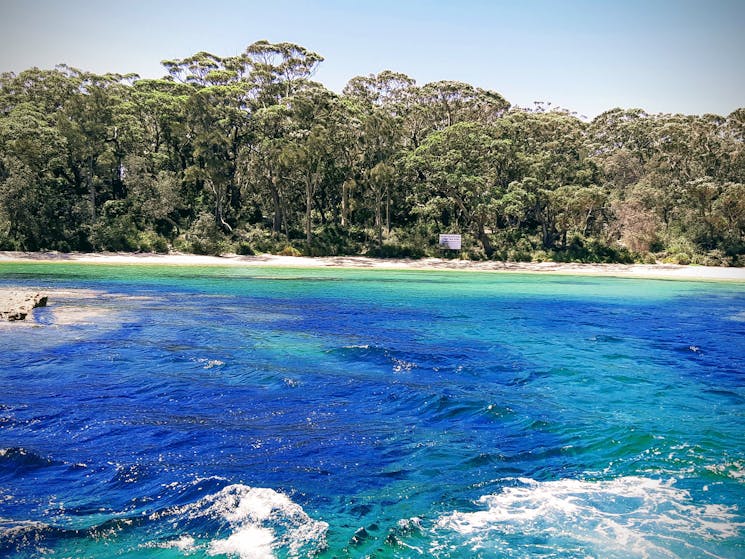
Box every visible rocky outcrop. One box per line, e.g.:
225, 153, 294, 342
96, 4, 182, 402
0, 292, 48, 321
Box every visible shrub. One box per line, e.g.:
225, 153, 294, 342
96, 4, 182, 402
132, 230, 169, 253
89, 212, 140, 252
306, 224, 364, 256
179, 213, 228, 256
235, 242, 254, 256
663, 253, 691, 265
531, 250, 552, 262
279, 245, 303, 257
376, 243, 426, 259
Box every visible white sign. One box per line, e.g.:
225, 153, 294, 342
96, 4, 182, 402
438, 234, 462, 250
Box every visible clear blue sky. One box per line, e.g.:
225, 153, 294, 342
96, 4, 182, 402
1, 0, 743, 118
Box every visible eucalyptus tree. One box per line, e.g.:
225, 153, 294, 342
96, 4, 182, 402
242, 103, 293, 237
0, 66, 138, 249
504, 110, 600, 249
190, 82, 257, 234
279, 85, 342, 247
406, 121, 520, 257
0, 70, 67, 248
120, 78, 193, 169
726, 109, 745, 183
0, 99, 70, 249
161, 48, 255, 234
417, 80, 509, 130
342, 71, 417, 248
713, 181, 745, 254
244, 40, 324, 106
332, 97, 364, 228
343, 70, 415, 109
53, 67, 142, 236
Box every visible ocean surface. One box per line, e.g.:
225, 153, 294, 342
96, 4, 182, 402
1, 263, 744, 558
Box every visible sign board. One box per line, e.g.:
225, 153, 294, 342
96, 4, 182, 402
438, 234, 462, 250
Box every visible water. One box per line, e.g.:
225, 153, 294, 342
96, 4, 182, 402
1, 263, 744, 558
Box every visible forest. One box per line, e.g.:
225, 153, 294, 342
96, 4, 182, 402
1, 41, 743, 264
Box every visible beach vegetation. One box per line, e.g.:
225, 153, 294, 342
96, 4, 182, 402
0, 43, 743, 264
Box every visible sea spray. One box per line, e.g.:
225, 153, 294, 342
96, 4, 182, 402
156, 484, 328, 558
434, 476, 744, 558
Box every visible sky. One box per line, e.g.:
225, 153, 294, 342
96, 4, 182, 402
1, 0, 743, 119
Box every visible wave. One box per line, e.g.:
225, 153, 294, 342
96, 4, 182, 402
2, 482, 327, 558
330, 344, 418, 373
434, 476, 744, 558
152, 484, 328, 558
0, 447, 57, 473
705, 461, 745, 483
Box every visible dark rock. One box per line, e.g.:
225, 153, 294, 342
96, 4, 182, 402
350, 526, 369, 546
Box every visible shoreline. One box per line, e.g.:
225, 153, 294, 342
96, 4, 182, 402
1, 250, 744, 282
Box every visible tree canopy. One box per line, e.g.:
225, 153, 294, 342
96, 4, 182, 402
1, 41, 743, 265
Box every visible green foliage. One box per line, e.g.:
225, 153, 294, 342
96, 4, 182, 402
0, 43, 742, 265
178, 212, 228, 255
137, 231, 170, 253
278, 245, 303, 257
90, 200, 140, 251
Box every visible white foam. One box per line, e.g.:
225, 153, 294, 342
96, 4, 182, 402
192, 357, 225, 369
158, 535, 197, 553
435, 476, 744, 558
165, 484, 327, 558
706, 461, 745, 481
208, 525, 274, 558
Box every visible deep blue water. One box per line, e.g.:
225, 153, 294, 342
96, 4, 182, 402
1, 263, 744, 558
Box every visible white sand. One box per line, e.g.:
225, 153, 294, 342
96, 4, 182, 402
1, 250, 744, 281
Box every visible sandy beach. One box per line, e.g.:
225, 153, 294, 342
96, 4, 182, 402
1, 250, 744, 281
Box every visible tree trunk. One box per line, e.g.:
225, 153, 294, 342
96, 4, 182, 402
270, 175, 282, 234
341, 178, 352, 228
476, 222, 494, 258
385, 186, 390, 234
88, 155, 96, 220
541, 220, 555, 249
375, 192, 383, 251
306, 178, 313, 248
208, 178, 233, 233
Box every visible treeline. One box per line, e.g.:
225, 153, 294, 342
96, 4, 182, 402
1, 41, 743, 264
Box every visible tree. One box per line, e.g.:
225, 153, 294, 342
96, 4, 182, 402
0, 101, 70, 249
407, 121, 518, 257
244, 40, 324, 105
507, 110, 597, 249
0, 40, 742, 263
417, 80, 509, 130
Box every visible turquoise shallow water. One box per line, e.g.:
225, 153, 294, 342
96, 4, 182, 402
1, 263, 744, 558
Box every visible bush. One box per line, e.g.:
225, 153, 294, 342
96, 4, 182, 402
375, 243, 426, 259
551, 238, 636, 264
690, 250, 730, 267
662, 253, 691, 265
235, 242, 254, 256
306, 224, 365, 256
233, 226, 294, 255
531, 250, 552, 262
279, 245, 303, 257
504, 237, 535, 262
89, 217, 139, 252
0, 231, 22, 251
137, 230, 169, 253
177, 213, 229, 256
